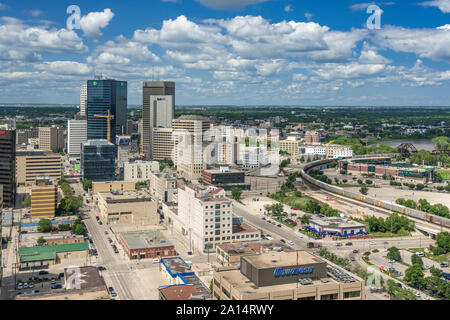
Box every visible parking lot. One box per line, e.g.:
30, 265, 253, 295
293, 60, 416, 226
13, 270, 64, 298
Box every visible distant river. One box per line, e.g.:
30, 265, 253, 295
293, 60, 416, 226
370, 140, 435, 151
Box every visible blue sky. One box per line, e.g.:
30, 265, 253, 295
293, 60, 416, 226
0, 0, 449, 106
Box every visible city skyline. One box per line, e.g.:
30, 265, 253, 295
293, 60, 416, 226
0, 0, 449, 106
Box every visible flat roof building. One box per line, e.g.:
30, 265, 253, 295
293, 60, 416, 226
30, 177, 57, 218
91, 180, 135, 194
81, 139, 115, 182
202, 167, 249, 190
213, 250, 365, 300
16, 151, 62, 186
308, 216, 367, 237
97, 190, 158, 226
118, 230, 175, 260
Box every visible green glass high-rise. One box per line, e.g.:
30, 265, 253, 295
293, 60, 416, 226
86, 79, 127, 142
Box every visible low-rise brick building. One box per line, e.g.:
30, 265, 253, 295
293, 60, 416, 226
118, 230, 175, 260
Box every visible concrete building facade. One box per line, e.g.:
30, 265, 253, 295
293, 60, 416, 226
16, 151, 62, 186
30, 177, 57, 218
67, 119, 87, 159
97, 190, 158, 226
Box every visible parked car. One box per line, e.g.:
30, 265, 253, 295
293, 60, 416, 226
152, 258, 160, 263
104, 231, 108, 235
422, 265, 430, 270
51, 279, 56, 284
352, 249, 359, 254
109, 287, 117, 297
262, 217, 266, 220
17, 284, 23, 290
38, 271, 49, 275
265, 235, 273, 240
440, 263, 449, 268
383, 241, 389, 245
345, 242, 353, 246
29, 276, 37, 281
51, 284, 62, 290
415, 252, 425, 257
287, 240, 294, 246
336, 243, 343, 247
277, 224, 282, 227
350, 257, 356, 262
369, 241, 376, 245
280, 239, 286, 243
23, 283, 28, 289
97, 266, 106, 271
187, 251, 193, 255
29, 283, 34, 288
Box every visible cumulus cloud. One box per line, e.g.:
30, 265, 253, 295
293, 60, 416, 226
419, 0, 450, 13
80, 8, 115, 37
372, 25, 450, 63
35, 61, 92, 75
0, 19, 87, 61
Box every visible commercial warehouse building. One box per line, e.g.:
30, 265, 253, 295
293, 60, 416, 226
97, 190, 158, 226
213, 251, 365, 300
118, 230, 175, 260
18, 242, 89, 269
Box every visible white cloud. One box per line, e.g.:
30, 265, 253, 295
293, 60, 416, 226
0, 20, 87, 61
358, 42, 391, 64
25, 9, 45, 17
35, 61, 92, 75
80, 8, 115, 37
284, 5, 293, 13
372, 25, 450, 63
195, 0, 272, 10
419, 0, 450, 13
312, 62, 386, 80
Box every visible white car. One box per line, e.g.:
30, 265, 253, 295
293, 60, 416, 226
388, 259, 396, 263
369, 241, 376, 245
265, 235, 274, 240
152, 258, 160, 263
287, 240, 294, 246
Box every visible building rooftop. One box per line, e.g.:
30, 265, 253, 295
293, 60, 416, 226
217, 240, 291, 256
203, 168, 245, 174
19, 242, 89, 263
64, 266, 106, 290
82, 139, 114, 146
242, 251, 323, 269
120, 230, 172, 249
16, 151, 61, 157
176, 115, 209, 121
232, 222, 258, 234
159, 284, 205, 300
161, 256, 193, 277
310, 217, 366, 229
98, 190, 154, 204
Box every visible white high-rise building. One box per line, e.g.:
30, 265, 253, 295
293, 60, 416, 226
177, 185, 233, 253
123, 160, 159, 181
67, 119, 87, 159
79, 83, 87, 116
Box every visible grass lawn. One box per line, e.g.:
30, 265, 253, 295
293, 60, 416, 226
407, 248, 450, 263
370, 231, 411, 238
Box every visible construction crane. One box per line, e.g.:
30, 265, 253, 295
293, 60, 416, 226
93, 110, 114, 142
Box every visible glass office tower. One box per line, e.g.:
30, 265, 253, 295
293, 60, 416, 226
81, 140, 116, 181
86, 79, 127, 142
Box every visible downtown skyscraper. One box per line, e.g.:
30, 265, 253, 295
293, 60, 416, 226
86, 78, 127, 143
142, 81, 175, 159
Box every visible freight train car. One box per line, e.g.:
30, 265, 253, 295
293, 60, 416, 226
300, 159, 450, 229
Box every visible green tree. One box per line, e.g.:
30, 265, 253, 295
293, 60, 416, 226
411, 254, 424, 267
22, 195, 31, 207
37, 236, 46, 246
82, 179, 92, 192
404, 264, 425, 288
231, 187, 243, 201
74, 223, 86, 236
301, 214, 311, 224
387, 247, 402, 262
359, 186, 369, 195
386, 279, 398, 297
418, 199, 431, 212
38, 219, 53, 232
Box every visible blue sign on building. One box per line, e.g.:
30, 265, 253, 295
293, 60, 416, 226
273, 266, 314, 277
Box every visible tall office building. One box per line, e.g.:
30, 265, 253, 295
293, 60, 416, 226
172, 115, 210, 180
16, 151, 62, 186
80, 83, 87, 116
142, 81, 175, 159
0, 129, 16, 207
81, 140, 116, 182
38, 126, 64, 152
67, 118, 87, 159
30, 177, 57, 218
86, 79, 127, 142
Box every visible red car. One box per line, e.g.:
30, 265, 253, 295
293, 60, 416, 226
98, 221, 103, 225
292, 207, 299, 211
